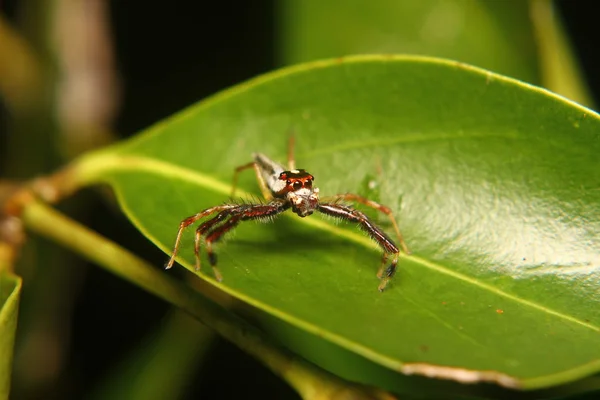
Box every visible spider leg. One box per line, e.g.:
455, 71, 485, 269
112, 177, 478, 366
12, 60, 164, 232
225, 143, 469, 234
378, 253, 399, 292
287, 133, 296, 170
201, 199, 290, 281
165, 205, 237, 270
189, 207, 232, 272
325, 193, 410, 254
231, 162, 272, 200
203, 216, 241, 282
194, 229, 202, 271
377, 252, 389, 279
317, 203, 400, 291
191, 206, 240, 280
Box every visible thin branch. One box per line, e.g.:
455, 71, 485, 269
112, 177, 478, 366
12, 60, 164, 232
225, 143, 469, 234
0, 182, 28, 274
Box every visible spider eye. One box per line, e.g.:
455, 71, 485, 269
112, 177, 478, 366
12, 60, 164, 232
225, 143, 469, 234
293, 181, 302, 190
305, 179, 312, 188
286, 179, 292, 185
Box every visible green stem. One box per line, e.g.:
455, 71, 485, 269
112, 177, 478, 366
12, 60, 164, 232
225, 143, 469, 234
21, 200, 394, 400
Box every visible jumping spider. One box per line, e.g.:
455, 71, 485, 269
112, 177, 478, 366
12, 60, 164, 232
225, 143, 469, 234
165, 137, 409, 291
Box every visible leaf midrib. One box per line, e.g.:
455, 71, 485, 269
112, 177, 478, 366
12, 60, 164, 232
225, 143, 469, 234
75, 152, 599, 333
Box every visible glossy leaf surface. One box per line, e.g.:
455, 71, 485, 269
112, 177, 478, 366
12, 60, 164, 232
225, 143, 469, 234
74, 56, 600, 389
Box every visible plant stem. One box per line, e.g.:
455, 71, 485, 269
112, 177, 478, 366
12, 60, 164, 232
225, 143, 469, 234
21, 200, 395, 400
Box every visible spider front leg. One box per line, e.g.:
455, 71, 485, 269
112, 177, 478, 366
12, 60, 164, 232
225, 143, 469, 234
317, 203, 401, 291
165, 205, 237, 270
203, 217, 240, 281
191, 208, 234, 279
194, 199, 290, 281
377, 252, 399, 291
326, 193, 410, 255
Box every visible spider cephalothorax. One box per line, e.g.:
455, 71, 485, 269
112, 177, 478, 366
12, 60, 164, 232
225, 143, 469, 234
166, 137, 409, 291
277, 169, 319, 217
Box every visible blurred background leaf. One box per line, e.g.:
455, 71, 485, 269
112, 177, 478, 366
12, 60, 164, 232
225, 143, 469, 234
89, 311, 214, 400
278, 0, 592, 106
279, 0, 539, 83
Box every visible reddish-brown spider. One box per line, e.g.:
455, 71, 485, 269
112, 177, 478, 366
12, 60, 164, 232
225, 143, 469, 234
165, 137, 410, 291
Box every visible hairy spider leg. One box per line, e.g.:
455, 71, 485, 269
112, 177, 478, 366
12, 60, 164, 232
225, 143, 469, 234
317, 203, 400, 291
376, 252, 388, 281
326, 193, 410, 255
231, 162, 272, 200
375, 253, 399, 291
201, 199, 290, 280
192, 209, 232, 279
165, 205, 237, 270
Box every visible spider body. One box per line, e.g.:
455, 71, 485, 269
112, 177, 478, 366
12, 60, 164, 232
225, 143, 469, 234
254, 152, 319, 217
166, 137, 409, 291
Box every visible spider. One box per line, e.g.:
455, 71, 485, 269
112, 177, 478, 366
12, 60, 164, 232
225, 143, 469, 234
165, 136, 410, 291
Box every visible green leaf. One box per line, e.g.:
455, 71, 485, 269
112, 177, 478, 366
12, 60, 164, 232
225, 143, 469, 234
0, 272, 22, 398
73, 56, 600, 390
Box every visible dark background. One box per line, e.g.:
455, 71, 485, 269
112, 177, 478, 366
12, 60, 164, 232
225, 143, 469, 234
1, 1, 599, 399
